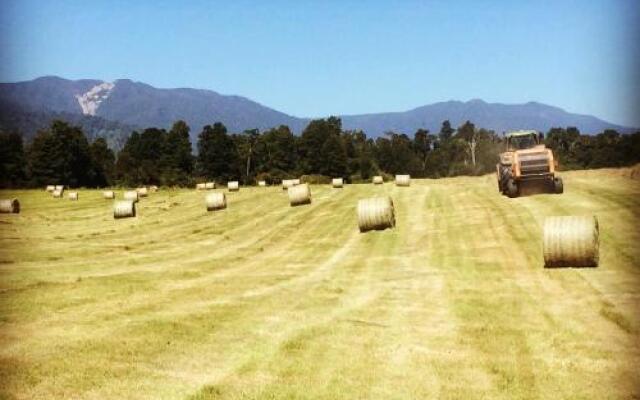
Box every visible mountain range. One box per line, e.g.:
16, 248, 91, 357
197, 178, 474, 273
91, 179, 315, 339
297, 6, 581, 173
0, 76, 635, 149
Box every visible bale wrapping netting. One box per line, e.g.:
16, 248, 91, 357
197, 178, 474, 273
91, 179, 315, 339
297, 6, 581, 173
114, 200, 136, 219
372, 176, 384, 184
543, 216, 599, 268
205, 182, 215, 190
357, 197, 395, 232
68, 192, 78, 201
395, 174, 411, 187
196, 183, 207, 190
103, 191, 115, 199
258, 181, 266, 187
136, 187, 149, 197
0, 198, 20, 213
55, 185, 64, 191
52, 189, 63, 198
205, 192, 227, 211
46, 185, 55, 192
288, 183, 312, 206
228, 181, 239, 191
123, 191, 139, 202
332, 178, 344, 188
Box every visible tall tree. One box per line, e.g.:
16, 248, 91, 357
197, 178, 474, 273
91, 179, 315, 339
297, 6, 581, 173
196, 122, 239, 181
0, 131, 27, 188
164, 120, 194, 186
89, 137, 115, 187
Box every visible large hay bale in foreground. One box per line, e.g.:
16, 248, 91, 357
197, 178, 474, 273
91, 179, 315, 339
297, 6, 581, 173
372, 176, 384, 185
103, 191, 115, 199
288, 183, 311, 206
205, 182, 215, 190
205, 192, 227, 211
332, 178, 344, 188
196, 183, 207, 190
228, 181, 239, 191
136, 187, 149, 197
258, 180, 266, 187
52, 189, 63, 198
543, 216, 599, 268
0, 198, 20, 213
68, 192, 78, 201
46, 185, 55, 192
114, 200, 136, 219
123, 191, 139, 202
395, 174, 411, 187
357, 197, 395, 232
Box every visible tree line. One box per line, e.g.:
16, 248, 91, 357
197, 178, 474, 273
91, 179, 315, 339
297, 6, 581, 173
1, 117, 639, 188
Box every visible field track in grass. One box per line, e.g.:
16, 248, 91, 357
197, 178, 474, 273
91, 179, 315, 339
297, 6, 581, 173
1, 167, 639, 399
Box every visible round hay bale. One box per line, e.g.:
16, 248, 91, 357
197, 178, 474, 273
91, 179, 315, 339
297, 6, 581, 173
292, 178, 300, 185
205, 192, 227, 211
46, 185, 55, 192
196, 183, 207, 190
205, 182, 215, 190
0, 198, 20, 213
103, 191, 115, 199
372, 176, 384, 184
258, 180, 266, 187
332, 178, 344, 188
149, 185, 158, 192
395, 174, 411, 187
543, 216, 599, 268
52, 189, 63, 198
288, 183, 311, 206
357, 197, 395, 232
123, 190, 139, 202
282, 179, 294, 190
228, 181, 239, 191
114, 200, 136, 219
55, 185, 64, 191
68, 192, 78, 201
136, 187, 149, 197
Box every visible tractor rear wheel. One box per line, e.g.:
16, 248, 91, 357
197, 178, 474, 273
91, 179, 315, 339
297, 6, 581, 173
553, 177, 563, 194
506, 179, 519, 198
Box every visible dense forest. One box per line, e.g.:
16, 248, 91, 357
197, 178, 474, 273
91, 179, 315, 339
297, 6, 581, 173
1, 117, 639, 188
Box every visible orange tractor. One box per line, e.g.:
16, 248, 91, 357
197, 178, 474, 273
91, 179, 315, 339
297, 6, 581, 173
497, 130, 563, 198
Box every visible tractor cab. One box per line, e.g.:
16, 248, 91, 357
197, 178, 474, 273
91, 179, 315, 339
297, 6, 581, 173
505, 130, 544, 151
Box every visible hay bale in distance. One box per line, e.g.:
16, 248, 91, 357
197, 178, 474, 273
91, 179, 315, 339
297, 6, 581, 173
258, 180, 267, 187
0, 198, 20, 213
228, 181, 239, 191
288, 183, 312, 206
46, 185, 55, 192
205, 192, 227, 211
149, 185, 159, 192
68, 192, 79, 201
292, 178, 300, 185
332, 178, 344, 188
543, 216, 599, 268
395, 174, 411, 187
357, 197, 395, 232
114, 200, 136, 219
103, 191, 115, 199
136, 187, 149, 197
55, 185, 64, 191
372, 176, 384, 184
205, 182, 215, 190
196, 183, 207, 190
282, 179, 295, 190
52, 189, 63, 198
123, 190, 139, 202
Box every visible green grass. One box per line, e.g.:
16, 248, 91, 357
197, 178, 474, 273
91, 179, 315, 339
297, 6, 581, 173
1, 169, 639, 399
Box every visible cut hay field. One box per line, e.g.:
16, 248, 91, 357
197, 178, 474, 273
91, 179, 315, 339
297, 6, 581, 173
1, 168, 639, 399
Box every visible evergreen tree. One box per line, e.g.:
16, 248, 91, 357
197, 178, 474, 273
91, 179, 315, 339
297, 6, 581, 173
0, 131, 27, 188
196, 122, 239, 182
89, 137, 115, 187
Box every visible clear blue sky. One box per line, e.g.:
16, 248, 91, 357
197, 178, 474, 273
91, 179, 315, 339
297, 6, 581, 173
1, 0, 638, 126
